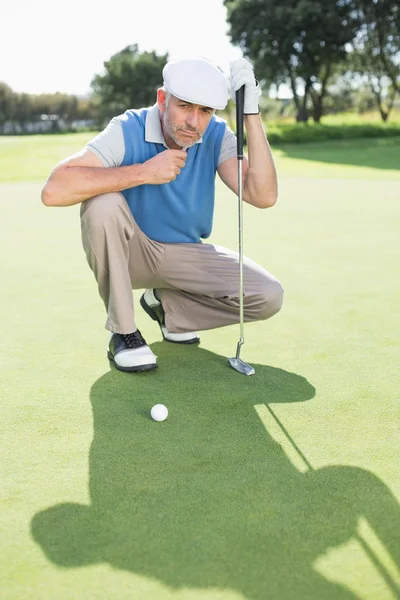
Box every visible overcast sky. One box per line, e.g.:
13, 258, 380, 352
1, 0, 246, 96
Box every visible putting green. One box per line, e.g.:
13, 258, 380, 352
1, 136, 399, 600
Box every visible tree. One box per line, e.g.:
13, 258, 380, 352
224, 0, 362, 122
345, 49, 396, 121
349, 0, 400, 120
0, 81, 98, 133
14, 93, 32, 128
357, 0, 399, 92
91, 45, 168, 122
0, 83, 15, 126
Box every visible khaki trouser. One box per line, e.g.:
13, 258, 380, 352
80, 192, 283, 334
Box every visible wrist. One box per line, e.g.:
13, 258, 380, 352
244, 100, 259, 114
132, 162, 152, 186
244, 87, 260, 115
244, 114, 262, 123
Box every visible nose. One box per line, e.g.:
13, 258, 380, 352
185, 109, 199, 129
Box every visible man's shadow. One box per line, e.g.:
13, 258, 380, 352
31, 343, 400, 599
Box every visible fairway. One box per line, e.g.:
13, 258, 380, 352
1, 135, 400, 600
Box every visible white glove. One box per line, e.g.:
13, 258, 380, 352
229, 58, 260, 115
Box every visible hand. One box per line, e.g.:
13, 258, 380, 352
144, 149, 187, 184
229, 58, 260, 115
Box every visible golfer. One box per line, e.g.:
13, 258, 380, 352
41, 56, 283, 372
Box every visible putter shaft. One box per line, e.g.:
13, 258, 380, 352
238, 157, 244, 354
228, 86, 255, 376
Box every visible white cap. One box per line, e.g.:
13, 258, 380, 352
162, 57, 229, 110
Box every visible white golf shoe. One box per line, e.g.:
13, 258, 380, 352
140, 289, 200, 344
107, 330, 157, 372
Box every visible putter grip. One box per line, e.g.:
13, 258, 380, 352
236, 86, 245, 160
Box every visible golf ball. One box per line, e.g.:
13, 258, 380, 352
151, 404, 168, 422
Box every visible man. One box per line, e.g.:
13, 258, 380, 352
41, 56, 283, 372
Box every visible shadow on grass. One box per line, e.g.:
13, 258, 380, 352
31, 343, 400, 599
276, 137, 400, 172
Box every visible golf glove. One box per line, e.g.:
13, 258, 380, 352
230, 58, 260, 115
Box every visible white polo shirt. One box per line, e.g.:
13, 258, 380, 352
86, 104, 237, 168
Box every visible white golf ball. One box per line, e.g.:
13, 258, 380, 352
151, 404, 168, 422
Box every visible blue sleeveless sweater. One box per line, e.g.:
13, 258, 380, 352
119, 108, 226, 243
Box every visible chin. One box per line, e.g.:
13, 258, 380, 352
178, 138, 197, 149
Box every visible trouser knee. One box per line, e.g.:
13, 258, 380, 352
252, 281, 284, 321
80, 192, 127, 229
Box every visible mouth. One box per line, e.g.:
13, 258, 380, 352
180, 130, 198, 137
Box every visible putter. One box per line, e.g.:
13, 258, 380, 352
228, 86, 255, 376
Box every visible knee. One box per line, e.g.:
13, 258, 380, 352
255, 281, 284, 321
80, 192, 127, 229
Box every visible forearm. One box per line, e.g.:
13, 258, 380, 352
243, 114, 278, 208
41, 164, 149, 207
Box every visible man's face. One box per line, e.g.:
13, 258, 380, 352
158, 90, 215, 149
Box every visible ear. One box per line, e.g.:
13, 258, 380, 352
157, 88, 167, 113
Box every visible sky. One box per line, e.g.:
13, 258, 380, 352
1, 0, 246, 96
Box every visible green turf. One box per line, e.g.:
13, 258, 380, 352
1, 134, 400, 600
0, 132, 97, 183
274, 137, 400, 178
1, 133, 399, 183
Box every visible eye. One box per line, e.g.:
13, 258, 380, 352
202, 108, 212, 114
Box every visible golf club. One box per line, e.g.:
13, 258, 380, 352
228, 86, 255, 376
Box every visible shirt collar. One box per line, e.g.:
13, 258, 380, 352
145, 103, 203, 147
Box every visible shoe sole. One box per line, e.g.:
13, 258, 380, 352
107, 351, 158, 372
140, 294, 200, 345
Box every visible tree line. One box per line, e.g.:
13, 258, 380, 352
0, 1, 399, 132
225, 0, 399, 122
0, 83, 98, 134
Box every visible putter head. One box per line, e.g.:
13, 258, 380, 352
228, 357, 255, 376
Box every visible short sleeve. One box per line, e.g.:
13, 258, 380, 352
86, 118, 125, 167
217, 126, 237, 167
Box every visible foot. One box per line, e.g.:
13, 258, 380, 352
140, 289, 200, 344
107, 330, 157, 372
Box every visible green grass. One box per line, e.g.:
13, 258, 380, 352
260, 109, 400, 144
265, 122, 400, 145
1, 134, 400, 600
273, 137, 400, 179
0, 132, 97, 183
318, 109, 400, 125
1, 132, 399, 184
273, 109, 400, 126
